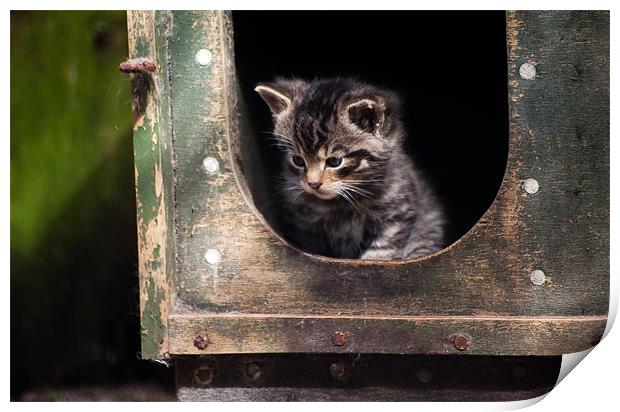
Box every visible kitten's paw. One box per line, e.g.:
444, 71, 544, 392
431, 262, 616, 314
360, 249, 397, 260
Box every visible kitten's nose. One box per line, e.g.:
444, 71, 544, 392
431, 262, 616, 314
308, 181, 323, 190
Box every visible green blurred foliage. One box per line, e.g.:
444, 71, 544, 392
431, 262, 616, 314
10, 11, 171, 399
11, 11, 131, 256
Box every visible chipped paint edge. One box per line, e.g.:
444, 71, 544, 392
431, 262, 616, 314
128, 10, 176, 360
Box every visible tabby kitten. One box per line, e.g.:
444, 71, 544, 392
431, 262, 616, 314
255, 77, 445, 259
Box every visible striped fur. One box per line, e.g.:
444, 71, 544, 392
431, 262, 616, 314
255, 77, 445, 260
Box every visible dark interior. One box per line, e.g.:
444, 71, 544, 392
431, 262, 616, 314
233, 11, 509, 249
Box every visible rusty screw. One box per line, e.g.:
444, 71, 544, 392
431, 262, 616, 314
119, 57, 157, 75
244, 362, 263, 382
193, 334, 211, 350
451, 334, 470, 351
329, 361, 349, 381
331, 330, 349, 347
193, 365, 214, 386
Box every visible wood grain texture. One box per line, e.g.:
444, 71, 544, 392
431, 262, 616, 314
169, 314, 605, 356
170, 10, 608, 320
127, 11, 609, 358
128, 11, 176, 359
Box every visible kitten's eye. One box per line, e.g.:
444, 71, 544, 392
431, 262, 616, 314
326, 156, 343, 168
292, 155, 306, 168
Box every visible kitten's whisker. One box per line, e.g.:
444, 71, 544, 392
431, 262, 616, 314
340, 179, 382, 185
264, 131, 296, 144
341, 183, 374, 199
339, 187, 363, 210
343, 187, 373, 199
337, 189, 358, 210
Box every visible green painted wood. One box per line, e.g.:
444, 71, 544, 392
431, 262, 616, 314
128, 11, 177, 359
128, 11, 609, 358
169, 10, 608, 319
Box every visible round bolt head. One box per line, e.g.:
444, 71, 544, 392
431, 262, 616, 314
202, 156, 219, 175
523, 178, 540, 194
193, 365, 214, 386
195, 49, 213, 66
451, 334, 470, 351
530, 269, 546, 286
244, 362, 263, 382
193, 334, 211, 350
331, 330, 349, 347
329, 361, 349, 381
416, 368, 433, 384
519, 62, 537, 80
204, 249, 221, 266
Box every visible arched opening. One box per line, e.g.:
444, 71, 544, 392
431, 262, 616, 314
232, 11, 509, 257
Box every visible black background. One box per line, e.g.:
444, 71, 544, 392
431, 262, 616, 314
234, 11, 509, 245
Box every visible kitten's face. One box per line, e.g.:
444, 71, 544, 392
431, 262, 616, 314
256, 78, 400, 202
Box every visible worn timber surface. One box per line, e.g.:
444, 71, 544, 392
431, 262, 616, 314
173, 10, 608, 317
128, 11, 176, 359
128, 11, 609, 359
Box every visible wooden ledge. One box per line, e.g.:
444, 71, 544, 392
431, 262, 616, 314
168, 313, 606, 356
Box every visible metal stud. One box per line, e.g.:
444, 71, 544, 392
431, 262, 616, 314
530, 270, 546, 286
329, 361, 349, 381
244, 362, 263, 382
193, 365, 214, 386
195, 49, 213, 66
204, 249, 221, 266
519, 62, 537, 80
523, 178, 539, 194
416, 368, 433, 383
202, 156, 219, 175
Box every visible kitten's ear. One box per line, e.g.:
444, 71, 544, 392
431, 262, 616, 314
345, 97, 386, 135
254, 83, 293, 115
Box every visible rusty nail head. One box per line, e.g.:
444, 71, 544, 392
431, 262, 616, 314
193, 365, 213, 386
329, 361, 348, 381
331, 330, 348, 346
245, 362, 263, 382
416, 368, 432, 384
194, 334, 211, 350
119, 57, 157, 75
451, 334, 470, 351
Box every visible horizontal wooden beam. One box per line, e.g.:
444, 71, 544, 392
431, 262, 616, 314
175, 354, 561, 401
169, 313, 606, 356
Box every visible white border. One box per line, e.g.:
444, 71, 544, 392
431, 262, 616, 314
4, 2, 617, 410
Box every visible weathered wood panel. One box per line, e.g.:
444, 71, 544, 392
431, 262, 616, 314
169, 314, 604, 356
127, 11, 609, 358
169, 10, 608, 320
127, 11, 176, 359
175, 354, 561, 401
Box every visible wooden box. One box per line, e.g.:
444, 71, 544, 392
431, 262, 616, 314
126, 10, 609, 400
